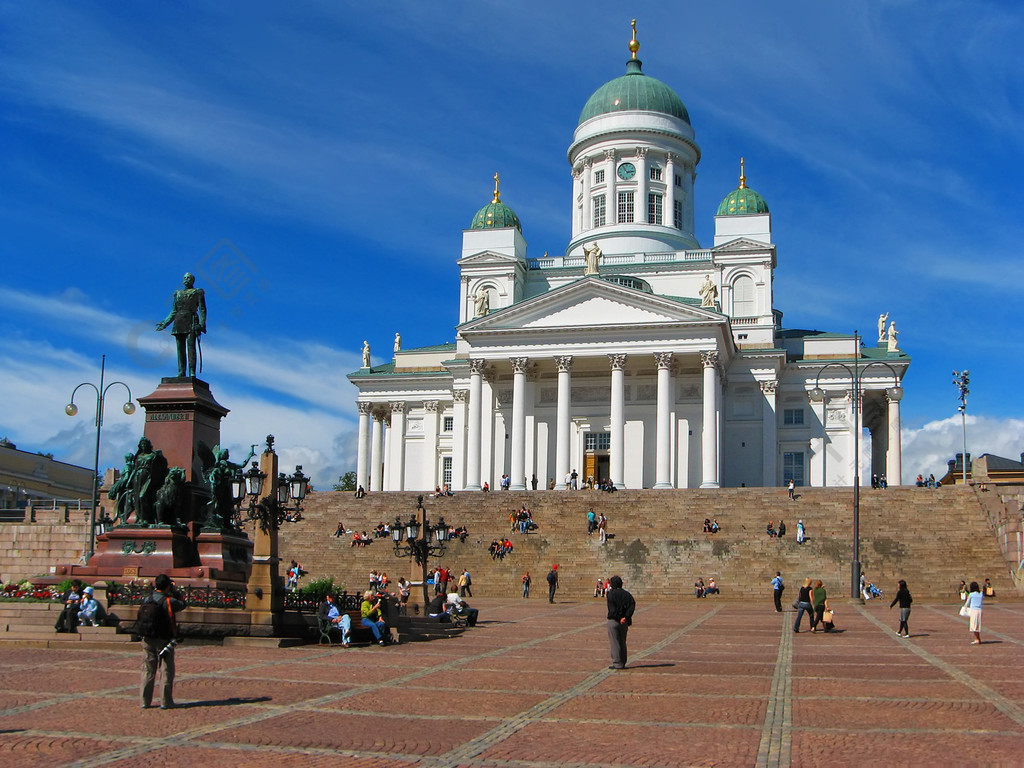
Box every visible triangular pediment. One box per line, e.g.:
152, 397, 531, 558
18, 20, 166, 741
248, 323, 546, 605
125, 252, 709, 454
457, 250, 521, 266
712, 237, 773, 252
461, 278, 724, 333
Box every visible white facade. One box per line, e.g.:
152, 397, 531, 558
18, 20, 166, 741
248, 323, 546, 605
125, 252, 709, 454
349, 40, 909, 493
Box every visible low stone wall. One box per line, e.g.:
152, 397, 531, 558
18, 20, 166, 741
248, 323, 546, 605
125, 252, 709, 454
0, 504, 91, 584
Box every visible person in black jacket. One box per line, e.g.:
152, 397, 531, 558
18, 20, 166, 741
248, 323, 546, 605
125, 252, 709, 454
889, 579, 913, 637
140, 574, 187, 709
605, 575, 636, 669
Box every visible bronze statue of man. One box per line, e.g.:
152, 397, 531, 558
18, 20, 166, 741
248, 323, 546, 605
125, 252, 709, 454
156, 272, 207, 378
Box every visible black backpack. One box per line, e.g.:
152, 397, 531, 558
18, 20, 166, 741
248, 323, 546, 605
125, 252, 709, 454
135, 597, 171, 639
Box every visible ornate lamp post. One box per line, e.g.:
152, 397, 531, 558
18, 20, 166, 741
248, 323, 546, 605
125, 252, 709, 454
64, 354, 136, 561
809, 332, 903, 599
230, 435, 311, 634
391, 495, 453, 610
953, 370, 970, 484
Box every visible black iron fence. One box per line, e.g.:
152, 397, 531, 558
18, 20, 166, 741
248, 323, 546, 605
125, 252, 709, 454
107, 583, 247, 610
283, 590, 362, 612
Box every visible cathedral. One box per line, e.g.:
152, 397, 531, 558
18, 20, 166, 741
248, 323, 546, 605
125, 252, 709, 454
349, 24, 909, 493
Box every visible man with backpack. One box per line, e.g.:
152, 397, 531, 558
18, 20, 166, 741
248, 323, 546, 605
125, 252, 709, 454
139, 573, 187, 710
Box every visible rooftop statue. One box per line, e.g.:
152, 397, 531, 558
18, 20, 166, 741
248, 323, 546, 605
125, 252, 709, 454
361, 340, 371, 368
878, 312, 889, 343
583, 242, 603, 275
156, 272, 207, 378
699, 274, 718, 308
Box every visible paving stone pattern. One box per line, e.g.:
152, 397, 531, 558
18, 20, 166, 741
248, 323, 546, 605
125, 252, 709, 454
0, 598, 1021, 767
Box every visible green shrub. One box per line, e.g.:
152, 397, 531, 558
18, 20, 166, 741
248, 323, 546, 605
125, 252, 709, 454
297, 577, 335, 601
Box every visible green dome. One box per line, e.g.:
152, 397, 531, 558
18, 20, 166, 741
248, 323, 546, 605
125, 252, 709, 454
470, 174, 522, 231
470, 201, 521, 231
716, 186, 769, 216
579, 59, 691, 126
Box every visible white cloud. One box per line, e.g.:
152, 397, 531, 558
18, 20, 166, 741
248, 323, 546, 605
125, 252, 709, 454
901, 415, 1024, 481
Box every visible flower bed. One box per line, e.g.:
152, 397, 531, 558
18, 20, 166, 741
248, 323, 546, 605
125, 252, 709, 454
0, 580, 64, 602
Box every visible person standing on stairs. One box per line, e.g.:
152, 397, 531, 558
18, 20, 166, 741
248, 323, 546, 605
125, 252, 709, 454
547, 565, 559, 603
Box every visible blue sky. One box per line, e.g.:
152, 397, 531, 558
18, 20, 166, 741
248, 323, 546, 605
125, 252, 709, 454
1, 1, 1022, 489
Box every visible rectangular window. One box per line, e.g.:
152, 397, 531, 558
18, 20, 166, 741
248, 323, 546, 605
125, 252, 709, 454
585, 432, 611, 451
648, 192, 663, 225
594, 169, 605, 184
617, 191, 634, 223
783, 408, 804, 426
650, 166, 662, 181
783, 452, 805, 487
593, 194, 606, 227
675, 173, 682, 187
673, 199, 683, 229
442, 457, 452, 485
443, 416, 454, 432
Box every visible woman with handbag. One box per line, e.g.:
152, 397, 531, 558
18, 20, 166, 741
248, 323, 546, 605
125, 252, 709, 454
793, 578, 814, 633
963, 581, 984, 645
889, 579, 913, 637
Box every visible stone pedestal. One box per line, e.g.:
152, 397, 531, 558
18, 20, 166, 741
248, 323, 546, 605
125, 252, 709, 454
55, 526, 252, 588
138, 377, 229, 487
245, 449, 283, 636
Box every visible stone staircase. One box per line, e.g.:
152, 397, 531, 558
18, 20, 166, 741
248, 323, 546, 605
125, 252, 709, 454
0, 602, 134, 648
277, 486, 1016, 601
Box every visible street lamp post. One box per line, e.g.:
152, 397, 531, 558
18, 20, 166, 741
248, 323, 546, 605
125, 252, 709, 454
391, 495, 453, 611
809, 332, 903, 599
953, 370, 970, 484
65, 355, 136, 561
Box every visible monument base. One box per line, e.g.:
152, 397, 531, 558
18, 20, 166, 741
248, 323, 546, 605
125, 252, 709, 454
54, 526, 252, 588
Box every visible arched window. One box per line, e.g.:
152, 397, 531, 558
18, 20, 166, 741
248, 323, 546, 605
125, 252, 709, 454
733, 276, 755, 317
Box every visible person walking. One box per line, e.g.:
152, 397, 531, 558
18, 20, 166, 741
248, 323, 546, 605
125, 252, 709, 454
771, 572, 784, 612
522, 571, 531, 598
810, 579, 828, 633
547, 564, 559, 603
796, 520, 806, 544
964, 581, 984, 645
140, 574, 187, 709
605, 575, 635, 670
793, 578, 814, 633
890, 579, 913, 637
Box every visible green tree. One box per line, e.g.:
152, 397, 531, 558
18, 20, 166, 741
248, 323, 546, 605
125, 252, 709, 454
333, 471, 357, 491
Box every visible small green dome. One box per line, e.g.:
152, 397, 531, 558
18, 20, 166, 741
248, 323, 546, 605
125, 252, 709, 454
579, 59, 691, 126
716, 160, 769, 215
470, 173, 522, 231
470, 201, 521, 231
716, 187, 769, 216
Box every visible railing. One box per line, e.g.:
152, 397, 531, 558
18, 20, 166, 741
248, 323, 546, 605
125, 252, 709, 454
526, 248, 714, 270
107, 583, 247, 609
283, 590, 362, 612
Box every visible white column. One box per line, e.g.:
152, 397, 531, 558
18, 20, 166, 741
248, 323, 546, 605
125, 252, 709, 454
609, 354, 626, 488
760, 381, 778, 487
423, 400, 440, 491
700, 351, 721, 488
582, 158, 593, 231
356, 402, 371, 491
605, 149, 617, 224
635, 147, 648, 222
510, 357, 529, 490
452, 390, 468, 491
388, 402, 406, 491
555, 355, 573, 488
665, 153, 676, 228
654, 352, 674, 489
381, 418, 391, 490
465, 359, 485, 490
886, 392, 902, 486
369, 411, 383, 492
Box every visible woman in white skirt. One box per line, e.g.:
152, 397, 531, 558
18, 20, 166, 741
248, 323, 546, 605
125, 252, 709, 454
964, 581, 984, 645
